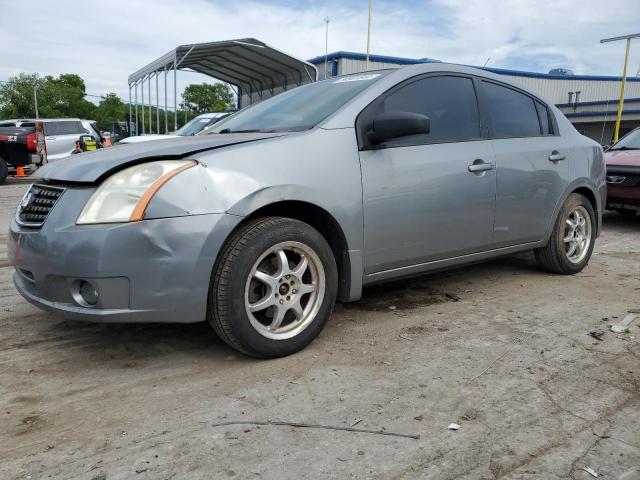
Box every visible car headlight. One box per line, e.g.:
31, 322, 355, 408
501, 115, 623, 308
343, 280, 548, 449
77, 160, 197, 224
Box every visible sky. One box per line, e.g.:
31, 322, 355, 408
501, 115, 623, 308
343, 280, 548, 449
1, 0, 640, 107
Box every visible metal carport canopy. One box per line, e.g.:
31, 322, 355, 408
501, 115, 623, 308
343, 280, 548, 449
127, 38, 318, 134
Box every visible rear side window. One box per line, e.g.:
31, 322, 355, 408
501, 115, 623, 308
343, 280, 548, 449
381, 76, 481, 144
59, 121, 84, 135
535, 101, 553, 135
43, 122, 61, 135
482, 81, 541, 138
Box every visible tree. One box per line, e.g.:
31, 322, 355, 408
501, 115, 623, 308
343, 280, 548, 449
0, 73, 44, 118
0, 72, 96, 120
95, 93, 126, 131
181, 83, 233, 115
42, 73, 96, 119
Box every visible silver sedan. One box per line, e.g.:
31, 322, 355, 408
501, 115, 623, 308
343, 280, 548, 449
8, 63, 605, 357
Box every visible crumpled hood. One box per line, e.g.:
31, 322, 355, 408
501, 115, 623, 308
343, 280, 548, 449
37, 133, 284, 183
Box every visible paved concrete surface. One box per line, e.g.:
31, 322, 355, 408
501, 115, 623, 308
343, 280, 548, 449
1, 179, 639, 480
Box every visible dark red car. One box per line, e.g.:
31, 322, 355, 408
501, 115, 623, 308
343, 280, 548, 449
605, 127, 640, 215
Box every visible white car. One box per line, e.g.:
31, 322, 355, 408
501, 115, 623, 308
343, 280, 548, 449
0, 118, 101, 162
119, 112, 231, 144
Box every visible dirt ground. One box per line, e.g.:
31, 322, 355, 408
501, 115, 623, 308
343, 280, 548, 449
1, 179, 639, 480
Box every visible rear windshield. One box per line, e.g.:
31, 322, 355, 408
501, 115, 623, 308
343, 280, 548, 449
207, 72, 388, 134
176, 116, 219, 136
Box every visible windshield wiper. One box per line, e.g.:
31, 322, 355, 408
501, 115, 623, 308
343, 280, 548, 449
610, 146, 639, 151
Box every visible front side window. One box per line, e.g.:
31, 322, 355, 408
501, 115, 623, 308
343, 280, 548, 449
380, 76, 481, 145
482, 81, 541, 138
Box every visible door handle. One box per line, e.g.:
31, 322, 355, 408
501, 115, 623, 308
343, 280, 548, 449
468, 160, 494, 173
45, 136, 57, 140
548, 151, 566, 162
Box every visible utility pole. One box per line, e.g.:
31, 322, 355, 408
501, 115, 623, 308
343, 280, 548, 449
324, 16, 331, 79
600, 33, 640, 143
366, 0, 373, 71
33, 86, 39, 119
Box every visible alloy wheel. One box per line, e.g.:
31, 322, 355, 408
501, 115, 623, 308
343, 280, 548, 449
563, 206, 592, 264
244, 241, 326, 340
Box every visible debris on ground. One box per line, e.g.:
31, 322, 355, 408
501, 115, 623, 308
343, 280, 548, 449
589, 330, 605, 341
445, 293, 461, 302
610, 314, 637, 334
447, 423, 460, 430
209, 420, 420, 439
581, 466, 599, 477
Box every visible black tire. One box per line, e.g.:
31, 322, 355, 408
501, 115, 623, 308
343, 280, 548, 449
0, 157, 8, 184
534, 193, 596, 274
208, 216, 338, 358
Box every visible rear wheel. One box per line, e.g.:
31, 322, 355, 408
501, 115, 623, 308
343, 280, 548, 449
208, 217, 338, 358
0, 157, 8, 184
535, 193, 595, 274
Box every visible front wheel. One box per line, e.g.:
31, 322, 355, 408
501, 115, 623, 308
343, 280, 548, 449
208, 217, 338, 358
534, 193, 596, 274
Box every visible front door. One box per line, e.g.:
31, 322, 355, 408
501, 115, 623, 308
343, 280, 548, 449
358, 74, 497, 274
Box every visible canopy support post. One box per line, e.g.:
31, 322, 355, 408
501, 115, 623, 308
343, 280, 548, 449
174, 56, 178, 132
128, 83, 132, 137
141, 77, 145, 134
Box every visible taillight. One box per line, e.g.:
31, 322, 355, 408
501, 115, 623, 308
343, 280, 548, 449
26, 133, 37, 151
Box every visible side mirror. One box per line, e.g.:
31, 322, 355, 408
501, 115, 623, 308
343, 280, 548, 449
367, 111, 430, 145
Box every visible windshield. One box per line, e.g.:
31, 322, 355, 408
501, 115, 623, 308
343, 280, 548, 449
610, 129, 640, 150
176, 116, 219, 136
207, 72, 388, 134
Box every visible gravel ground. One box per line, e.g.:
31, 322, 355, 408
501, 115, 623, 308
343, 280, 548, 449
1, 179, 639, 480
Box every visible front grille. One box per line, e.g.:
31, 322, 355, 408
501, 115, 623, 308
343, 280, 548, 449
16, 184, 65, 227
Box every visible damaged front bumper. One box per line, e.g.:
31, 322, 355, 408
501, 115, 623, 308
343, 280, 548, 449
8, 186, 241, 323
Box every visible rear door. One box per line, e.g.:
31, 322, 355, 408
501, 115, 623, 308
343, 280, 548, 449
359, 74, 497, 274
480, 80, 569, 246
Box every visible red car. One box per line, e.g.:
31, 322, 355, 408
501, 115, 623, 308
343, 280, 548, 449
605, 127, 640, 215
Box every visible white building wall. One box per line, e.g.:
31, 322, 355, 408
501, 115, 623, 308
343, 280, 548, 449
337, 58, 411, 75
330, 58, 640, 104
498, 75, 640, 104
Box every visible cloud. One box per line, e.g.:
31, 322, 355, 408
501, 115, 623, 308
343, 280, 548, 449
1, 0, 639, 105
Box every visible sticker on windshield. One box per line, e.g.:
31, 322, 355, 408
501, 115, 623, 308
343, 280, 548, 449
333, 74, 381, 83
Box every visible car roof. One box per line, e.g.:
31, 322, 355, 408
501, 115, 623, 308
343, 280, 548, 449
3, 118, 88, 122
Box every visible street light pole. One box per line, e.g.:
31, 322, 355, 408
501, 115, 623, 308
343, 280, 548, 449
600, 33, 640, 143
366, 0, 373, 71
324, 16, 330, 79
33, 86, 39, 119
